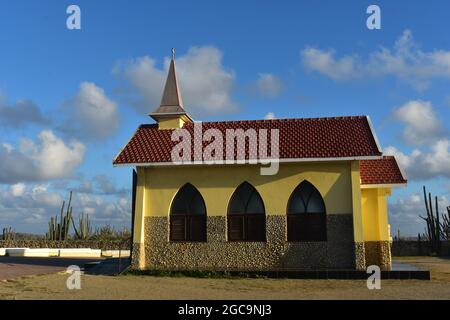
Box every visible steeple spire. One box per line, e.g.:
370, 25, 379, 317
149, 48, 193, 128
159, 49, 184, 109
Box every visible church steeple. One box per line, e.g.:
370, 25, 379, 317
149, 48, 193, 129
160, 48, 184, 109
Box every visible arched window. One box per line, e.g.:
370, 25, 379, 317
170, 183, 206, 242
227, 182, 265, 241
287, 181, 327, 241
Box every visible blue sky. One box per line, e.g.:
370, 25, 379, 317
0, 0, 449, 235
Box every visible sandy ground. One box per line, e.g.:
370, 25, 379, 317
0, 256, 449, 300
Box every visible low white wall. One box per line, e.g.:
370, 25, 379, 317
58, 248, 101, 258
1, 248, 102, 258
101, 250, 130, 258
6, 248, 59, 257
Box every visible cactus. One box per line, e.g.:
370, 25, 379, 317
46, 191, 73, 240
2, 227, 16, 240
442, 206, 450, 240
72, 212, 92, 240
419, 186, 450, 255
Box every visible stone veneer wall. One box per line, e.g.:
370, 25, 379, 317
132, 214, 358, 270
354, 242, 366, 271
364, 241, 391, 270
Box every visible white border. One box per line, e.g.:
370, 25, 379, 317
361, 183, 407, 189
392, 155, 408, 181
113, 155, 383, 167
366, 115, 383, 154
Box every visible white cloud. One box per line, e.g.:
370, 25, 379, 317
92, 175, 128, 195
0, 97, 51, 128
71, 192, 131, 223
0, 184, 131, 233
32, 186, 64, 208
385, 140, 450, 180
24, 213, 46, 224
264, 112, 276, 120
301, 29, 450, 89
75, 180, 93, 194
393, 100, 445, 145
250, 73, 284, 98
389, 192, 449, 236
0, 130, 85, 183
114, 46, 237, 116
63, 82, 119, 141
302, 48, 358, 81
10, 183, 26, 197
72, 175, 128, 195
0, 184, 63, 228
1, 143, 13, 152
26, 131, 85, 180
115, 56, 164, 112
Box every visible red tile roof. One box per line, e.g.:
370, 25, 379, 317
113, 116, 382, 165
360, 156, 407, 185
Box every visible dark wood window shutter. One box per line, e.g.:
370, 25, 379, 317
188, 215, 207, 242
170, 215, 186, 241
170, 183, 207, 242
228, 215, 244, 241
306, 214, 327, 241
228, 214, 266, 242
246, 214, 266, 241
227, 182, 266, 242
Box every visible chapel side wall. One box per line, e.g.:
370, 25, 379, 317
132, 162, 358, 270
143, 162, 353, 217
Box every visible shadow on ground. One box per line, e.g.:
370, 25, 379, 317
84, 257, 131, 275
0, 256, 103, 267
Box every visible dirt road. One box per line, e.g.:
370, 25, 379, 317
0, 256, 449, 300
